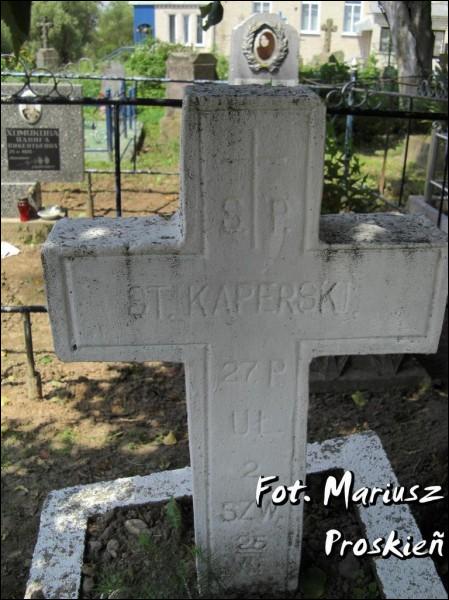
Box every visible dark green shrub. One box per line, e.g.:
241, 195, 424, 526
125, 36, 183, 98
322, 123, 379, 214
216, 53, 229, 80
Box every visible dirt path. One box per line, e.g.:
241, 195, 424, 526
39, 173, 179, 219
1, 242, 447, 599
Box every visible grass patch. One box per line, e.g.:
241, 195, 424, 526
54, 428, 77, 454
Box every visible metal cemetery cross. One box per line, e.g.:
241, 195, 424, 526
43, 86, 448, 593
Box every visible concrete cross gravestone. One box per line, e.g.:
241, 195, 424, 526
229, 13, 299, 85
36, 17, 59, 70
43, 86, 448, 594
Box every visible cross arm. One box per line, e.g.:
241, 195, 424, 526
308, 213, 448, 358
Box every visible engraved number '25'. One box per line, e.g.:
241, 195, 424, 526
223, 199, 242, 233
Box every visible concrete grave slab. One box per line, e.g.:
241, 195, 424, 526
229, 13, 299, 85
42, 85, 448, 593
25, 432, 447, 600
409, 195, 448, 234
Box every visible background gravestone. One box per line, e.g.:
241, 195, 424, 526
36, 17, 59, 71
229, 13, 299, 85
165, 52, 218, 100
161, 52, 217, 140
1, 84, 84, 218
101, 61, 126, 97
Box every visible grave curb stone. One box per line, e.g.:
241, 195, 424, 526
1, 181, 42, 219
24, 432, 447, 600
36, 48, 59, 71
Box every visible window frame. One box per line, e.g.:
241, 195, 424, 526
433, 30, 446, 57
300, 1, 321, 34
379, 26, 392, 54
342, 0, 362, 35
182, 14, 190, 45
253, 1, 272, 14
196, 14, 205, 47
168, 14, 177, 44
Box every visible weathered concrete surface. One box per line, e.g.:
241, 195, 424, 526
25, 433, 447, 600
1, 181, 42, 218
42, 85, 448, 593
229, 13, 299, 85
25, 468, 192, 600
409, 195, 448, 234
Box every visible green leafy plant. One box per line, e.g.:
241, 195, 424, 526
125, 37, 184, 98
95, 569, 126, 598
323, 123, 379, 214
215, 53, 229, 80
319, 56, 350, 83
165, 497, 183, 533
358, 53, 381, 82
351, 390, 367, 408
1, 1, 32, 55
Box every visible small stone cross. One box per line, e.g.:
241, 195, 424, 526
38, 17, 53, 49
321, 18, 337, 54
43, 85, 448, 594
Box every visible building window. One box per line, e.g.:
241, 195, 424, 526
169, 14, 176, 43
379, 27, 392, 53
433, 30, 446, 57
253, 2, 271, 13
196, 15, 204, 45
183, 14, 190, 44
343, 0, 362, 34
301, 1, 319, 33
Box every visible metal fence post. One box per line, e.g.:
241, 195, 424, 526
114, 104, 122, 217
120, 80, 128, 139
437, 148, 448, 230
398, 96, 413, 207
344, 60, 357, 186
128, 86, 134, 131
105, 88, 113, 159
22, 312, 43, 401
132, 82, 138, 172
86, 171, 94, 218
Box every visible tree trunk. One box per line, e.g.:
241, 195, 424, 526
379, 1, 434, 92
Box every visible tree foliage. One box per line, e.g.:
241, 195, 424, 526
1, 1, 32, 55
89, 0, 134, 59
126, 37, 184, 97
1, 20, 14, 54
28, 1, 100, 63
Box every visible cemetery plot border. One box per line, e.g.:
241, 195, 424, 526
25, 432, 447, 600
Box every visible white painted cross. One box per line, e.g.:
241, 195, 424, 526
43, 86, 448, 594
